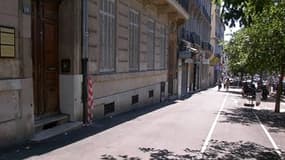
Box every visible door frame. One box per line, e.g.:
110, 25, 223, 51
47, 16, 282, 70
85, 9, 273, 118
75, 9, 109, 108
32, 0, 60, 118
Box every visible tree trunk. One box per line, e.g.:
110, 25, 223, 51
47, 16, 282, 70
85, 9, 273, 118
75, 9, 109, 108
275, 65, 284, 113
259, 72, 263, 85
239, 73, 244, 88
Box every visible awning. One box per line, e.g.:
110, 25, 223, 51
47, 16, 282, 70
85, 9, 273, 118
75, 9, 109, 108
190, 47, 198, 53
179, 39, 199, 59
181, 39, 198, 53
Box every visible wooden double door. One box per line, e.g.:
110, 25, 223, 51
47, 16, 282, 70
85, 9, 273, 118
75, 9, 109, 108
32, 0, 60, 117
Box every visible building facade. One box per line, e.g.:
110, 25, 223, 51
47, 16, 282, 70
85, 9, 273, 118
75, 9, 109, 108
88, 0, 188, 119
177, 0, 212, 97
210, 3, 225, 84
0, 0, 188, 148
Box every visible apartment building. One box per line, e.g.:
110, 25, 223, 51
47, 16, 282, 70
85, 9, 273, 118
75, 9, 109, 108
0, 0, 188, 148
177, 0, 212, 97
210, 3, 225, 84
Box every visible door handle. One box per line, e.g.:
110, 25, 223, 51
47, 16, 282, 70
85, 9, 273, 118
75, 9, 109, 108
47, 66, 57, 71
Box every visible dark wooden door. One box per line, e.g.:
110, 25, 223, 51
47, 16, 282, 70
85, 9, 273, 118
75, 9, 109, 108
181, 62, 188, 95
33, 0, 59, 116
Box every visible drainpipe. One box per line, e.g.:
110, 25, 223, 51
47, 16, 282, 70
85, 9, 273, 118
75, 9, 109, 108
82, 0, 89, 124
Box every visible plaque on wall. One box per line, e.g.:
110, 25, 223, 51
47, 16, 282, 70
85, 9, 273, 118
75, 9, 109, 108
0, 26, 15, 58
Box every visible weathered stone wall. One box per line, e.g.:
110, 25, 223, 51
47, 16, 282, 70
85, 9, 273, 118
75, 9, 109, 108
0, 0, 34, 148
87, 0, 170, 118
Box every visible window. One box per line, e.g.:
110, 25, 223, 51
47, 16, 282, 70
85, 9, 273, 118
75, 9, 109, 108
129, 9, 140, 71
161, 82, 165, 93
146, 19, 155, 70
132, 95, 139, 104
159, 26, 166, 69
99, 0, 116, 72
148, 90, 154, 98
104, 102, 115, 115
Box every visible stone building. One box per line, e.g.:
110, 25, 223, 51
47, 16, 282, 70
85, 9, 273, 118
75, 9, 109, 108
177, 0, 212, 97
0, 0, 188, 148
210, 3, 225, 84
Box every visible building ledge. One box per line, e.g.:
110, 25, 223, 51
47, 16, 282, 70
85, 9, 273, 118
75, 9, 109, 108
92, 70, 167, 82
139, 0, 189, 23
165, 0, 189, 20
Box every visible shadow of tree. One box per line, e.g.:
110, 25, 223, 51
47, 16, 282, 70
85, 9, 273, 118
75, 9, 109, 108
101, 140, 284, 160
204, 140, 284, 160
0, 100, 177, 160
219, 108, 258, 126
101, 154, 141, 160
254, 110, 285, 132
219, 106, 285, 132
139, 147, 197, 159
261, 96, 285, 103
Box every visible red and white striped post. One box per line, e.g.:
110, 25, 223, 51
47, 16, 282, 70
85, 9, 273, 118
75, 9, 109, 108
87, 77, 94, 123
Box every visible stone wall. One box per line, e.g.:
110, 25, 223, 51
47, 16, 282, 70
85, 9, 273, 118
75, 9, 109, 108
0, 0, 34, 148
87, 0, 170, 118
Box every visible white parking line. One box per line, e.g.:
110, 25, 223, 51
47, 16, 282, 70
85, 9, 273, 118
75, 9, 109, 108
200, 93, 228, 153
253, 112, 281, 156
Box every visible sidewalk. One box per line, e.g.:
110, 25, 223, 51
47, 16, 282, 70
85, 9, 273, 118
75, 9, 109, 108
230, 87, 285, 152
227, 87, 285, 111
254, 97, 285, 112
0, 100, 177, 160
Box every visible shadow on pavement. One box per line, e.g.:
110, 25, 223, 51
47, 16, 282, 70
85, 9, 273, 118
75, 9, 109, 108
255, 110, 285, 133
0, 100, 177, 160
219, 108, 258, 126
220, 107, 285, 132
262, 96, 285, 103
101, 140, 284, 160
218, 90, 243, 96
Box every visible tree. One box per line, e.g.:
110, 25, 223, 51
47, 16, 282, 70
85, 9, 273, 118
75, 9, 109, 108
217, 0, 275, 27
224, 30, 249, 76
254, 3, 285, 112
223, 2, 285, 112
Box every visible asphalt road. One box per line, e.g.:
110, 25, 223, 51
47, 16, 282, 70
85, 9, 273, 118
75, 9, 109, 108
1, 87, 284, 160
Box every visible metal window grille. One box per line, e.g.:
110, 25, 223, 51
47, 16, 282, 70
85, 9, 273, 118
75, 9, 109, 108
146, 19, 155, 70
159, 26, 166, 69
99, 0, 116, 72
129, 9, 139, 71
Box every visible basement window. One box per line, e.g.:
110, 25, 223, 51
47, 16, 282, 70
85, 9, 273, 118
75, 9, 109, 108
161, 82, 166, 93
132, 95, 139, 104
104, 102, 115, 115
149, 90, 154, 98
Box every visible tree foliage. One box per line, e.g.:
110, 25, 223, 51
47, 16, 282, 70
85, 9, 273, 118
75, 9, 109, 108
218, 0, 275, 27
223, 2, 285, 112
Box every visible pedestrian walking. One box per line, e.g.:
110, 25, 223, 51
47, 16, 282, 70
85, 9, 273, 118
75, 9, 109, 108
217, 79, 222, 91
225, 78, 230, 91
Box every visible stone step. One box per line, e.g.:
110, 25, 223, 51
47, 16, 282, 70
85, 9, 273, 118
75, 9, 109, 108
35, 114, 69, 132
31, 121, 82, 142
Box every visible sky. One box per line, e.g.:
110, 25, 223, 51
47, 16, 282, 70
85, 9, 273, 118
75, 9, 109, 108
224, 24, 241, 41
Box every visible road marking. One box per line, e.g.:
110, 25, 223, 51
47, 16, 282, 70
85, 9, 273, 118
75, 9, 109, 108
253, 112, 281, 156
200, 93, 228, 153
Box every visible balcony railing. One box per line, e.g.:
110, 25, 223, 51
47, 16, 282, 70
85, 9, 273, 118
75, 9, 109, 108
207, 43, 212, 51
202, 6, 211, 22
201, 41, 208, 49
176, 0, 189, 12
190, 32, 200, 45
201, 42, 212, 51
